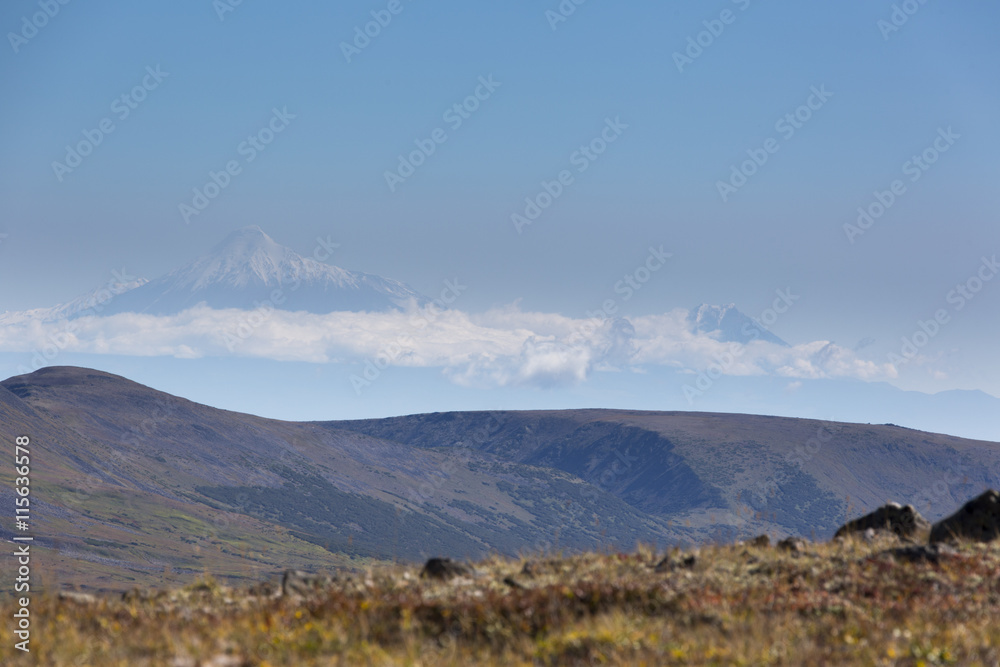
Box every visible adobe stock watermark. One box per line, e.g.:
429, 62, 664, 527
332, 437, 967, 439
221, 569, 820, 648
909, 462, 972, 513
178, 107, 296, 224
877, 0, 932, 41
350, 278, 468, 395
843, 126, 959, 244
747, 420, 838, 509
96, 395, 181, 513
223, 235, 341, 351
716, 85, 833, 202
403, 411, 504, 509
673, 0, 754, 73
340, 0, 416, 62
581, 448, 638, 502
588, 245, 672, 322
511, 116, 628, 234
536, 435, 647, 554
213, 0, 246, 22
383, 75, 501, 192
117, 396, 178, 456
887, 254, 998, 368
544, 0, 590, 31
532, 441, 640, 555
549, 245, 671, 362
7, 0, 72, 54
222, 296, 280, 353
682, 288, 799, 404
15, 268, 139, 376
52, 65, 169, 182
405, 445, 474, 505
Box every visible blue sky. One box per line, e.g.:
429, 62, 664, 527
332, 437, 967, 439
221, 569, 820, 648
1, 1, 998, 435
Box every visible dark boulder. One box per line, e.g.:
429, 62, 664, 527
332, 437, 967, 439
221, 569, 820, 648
420, 557, 471, 581
930, 490, 1000, 544
834, 502, 930, 540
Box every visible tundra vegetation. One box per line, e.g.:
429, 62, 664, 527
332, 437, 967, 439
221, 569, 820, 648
5, 531, 1000, 666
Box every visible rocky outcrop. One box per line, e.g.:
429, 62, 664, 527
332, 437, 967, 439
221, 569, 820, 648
930, 490, 1000, 544
834, 502, 930, 540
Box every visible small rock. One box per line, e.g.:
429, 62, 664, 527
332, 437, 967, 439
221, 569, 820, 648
747, 534, 770, 548
834, 502, 931, 540
59, 591, 97, 604
247, 580, 276, 598
122, 588, 164, 602
654, 553, 697, 573
777, 537, 807, 553
885, 543, 960, 564
931, 490, 1000, 543
281, 569, 333, 598
420, 557, 471, 581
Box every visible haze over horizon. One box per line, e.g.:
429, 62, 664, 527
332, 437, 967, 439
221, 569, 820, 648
1, 2, 998, 439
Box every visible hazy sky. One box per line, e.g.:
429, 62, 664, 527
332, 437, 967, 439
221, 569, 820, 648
1, 1, 998, 427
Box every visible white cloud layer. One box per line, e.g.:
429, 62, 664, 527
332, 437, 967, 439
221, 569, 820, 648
0, 303, 897, 387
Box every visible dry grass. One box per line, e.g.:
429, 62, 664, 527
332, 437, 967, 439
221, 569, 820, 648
4, 536, 1000, 666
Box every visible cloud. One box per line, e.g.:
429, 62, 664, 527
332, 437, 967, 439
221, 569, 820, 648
0, 303, 896, 387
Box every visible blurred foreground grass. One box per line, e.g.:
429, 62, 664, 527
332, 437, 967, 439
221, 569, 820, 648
3, 536, 1000, 666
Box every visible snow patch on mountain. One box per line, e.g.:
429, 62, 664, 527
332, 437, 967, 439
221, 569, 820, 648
100, 226, 427, 315
2, 226, 428, 320
0, 277, 148, 325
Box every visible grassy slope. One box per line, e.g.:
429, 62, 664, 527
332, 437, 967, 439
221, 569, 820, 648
4, 367, 1000, 594
335, 409, 1000, 537
0, 369, 686, 590
3, 536, 999, 665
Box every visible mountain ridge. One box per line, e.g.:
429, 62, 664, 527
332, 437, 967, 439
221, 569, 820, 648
2, 365, 998, 591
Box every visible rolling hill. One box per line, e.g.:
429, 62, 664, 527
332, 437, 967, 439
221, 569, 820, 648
1, 365, 998, 592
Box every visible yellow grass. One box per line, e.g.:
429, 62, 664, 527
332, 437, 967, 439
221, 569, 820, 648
3, 536, 1000, 665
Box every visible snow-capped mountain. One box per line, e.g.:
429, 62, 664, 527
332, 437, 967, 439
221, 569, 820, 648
0, 277, 149, 325
689, 303, 789, 347
94, 226, 428, 316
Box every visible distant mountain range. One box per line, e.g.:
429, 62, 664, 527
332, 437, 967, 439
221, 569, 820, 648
689, 303, 789, 346
2, 366, 998, 592
1, 227, 777, 346
2, 226, 996, 444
